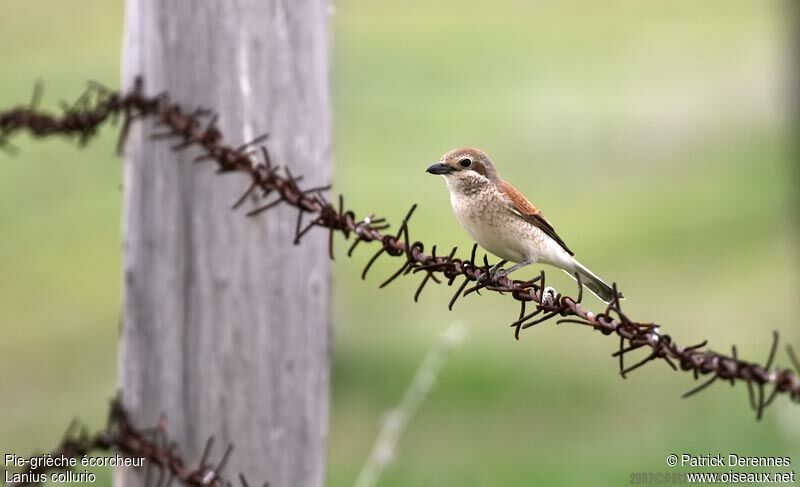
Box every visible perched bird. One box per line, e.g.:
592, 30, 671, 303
426, 147, 619, 302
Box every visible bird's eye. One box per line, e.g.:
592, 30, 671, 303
459, 158, 472, 168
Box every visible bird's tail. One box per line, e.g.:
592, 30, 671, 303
565, 259, 621, 303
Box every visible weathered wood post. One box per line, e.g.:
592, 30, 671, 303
118, 2, 331, 486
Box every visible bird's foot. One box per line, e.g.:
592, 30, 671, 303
483, 261, 509, 282
491, 268, 509, 280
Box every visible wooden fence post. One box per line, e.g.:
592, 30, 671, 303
119, 2, 331, 486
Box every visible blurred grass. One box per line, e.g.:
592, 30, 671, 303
1, 0, 798, 486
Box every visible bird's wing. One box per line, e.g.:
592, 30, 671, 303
498, 180, 575, 256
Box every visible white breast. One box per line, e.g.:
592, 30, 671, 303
448, 186, 529, 263
445, 178, 570, 268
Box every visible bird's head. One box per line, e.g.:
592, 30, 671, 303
426, 147, 498, 193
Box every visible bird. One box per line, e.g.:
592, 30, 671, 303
426, 147, 620, 303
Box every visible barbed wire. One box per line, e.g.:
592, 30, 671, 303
5, 397, 259, 487
1, 79, 799, 419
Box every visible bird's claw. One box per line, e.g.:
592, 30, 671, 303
492, 268, 509, 280
481, 262, 508, 283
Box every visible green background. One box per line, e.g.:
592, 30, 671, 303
1, 1, 798, 485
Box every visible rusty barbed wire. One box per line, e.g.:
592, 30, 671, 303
5, 397, 258, 487
1, 79, 799, 419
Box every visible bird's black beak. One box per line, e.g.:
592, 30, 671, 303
426, 162, 453, 175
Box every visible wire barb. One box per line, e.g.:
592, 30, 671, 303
7, 397, 265, 487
